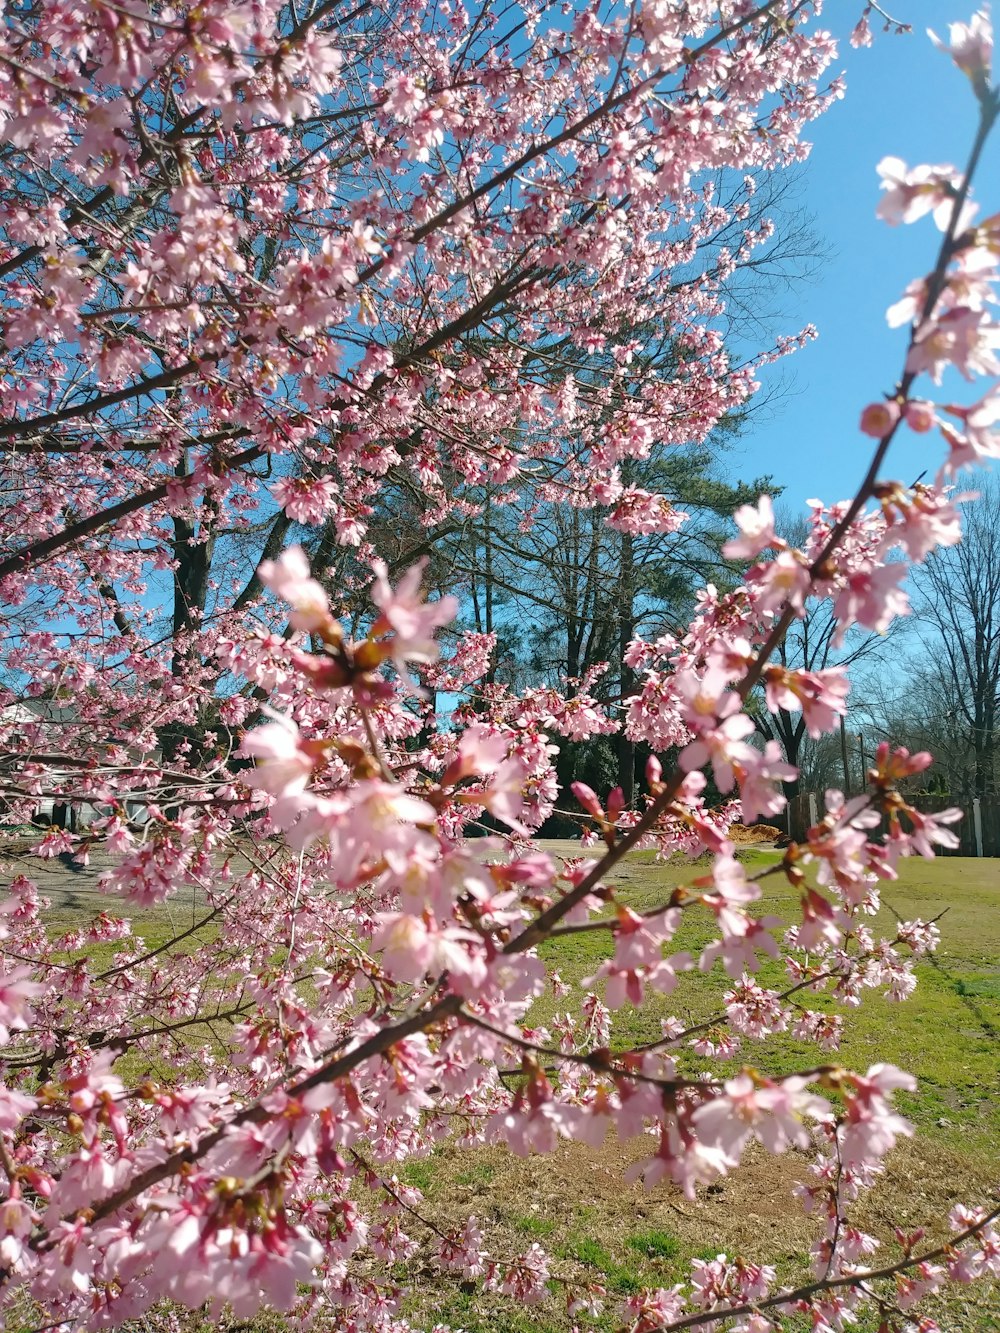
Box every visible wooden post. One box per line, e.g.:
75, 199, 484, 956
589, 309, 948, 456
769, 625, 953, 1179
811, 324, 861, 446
973, 798, 984, 858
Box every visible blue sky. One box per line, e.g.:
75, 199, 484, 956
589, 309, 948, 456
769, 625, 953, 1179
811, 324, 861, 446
738, 1, 999, 508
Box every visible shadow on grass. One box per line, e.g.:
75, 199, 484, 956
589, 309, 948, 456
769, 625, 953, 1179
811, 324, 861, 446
883, 894, 1000, 1042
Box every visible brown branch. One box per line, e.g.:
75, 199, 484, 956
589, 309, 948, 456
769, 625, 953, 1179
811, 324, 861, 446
0, 444, 264, 582
0, 426, 250, 456
94, 896, 233, 980
0, 259, 536, 582
45, 991, 463, 1238
0, 359, 207, 440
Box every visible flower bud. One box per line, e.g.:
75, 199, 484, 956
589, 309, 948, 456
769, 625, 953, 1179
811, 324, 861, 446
860, 399, 901, 438
903, 399, 935, 433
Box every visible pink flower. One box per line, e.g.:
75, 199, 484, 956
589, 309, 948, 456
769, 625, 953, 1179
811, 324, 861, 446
699, 914, 781, 978
724, 976, 788, 1039
383, 72, 427, 122
796, 887, 850, 951
0, 1082, 37, 1132
494, 1242, 550, 1303
589, 949, 691, 1010
480, 757, 530, 833
0, 966, 46, 1041
897, 1260, 946, 1308
324, 780, 438, 876
850, 13, 872, 48
0, 1187, 37, 1272
764, 665, 850, 737
897, 918, 942, 955
373, 912, 434, 983
443, 725, 511, 785
257, 546, 339, 637
680, 711, 757, 794
876, 157, 961, 229
904, 398, 937, 433
893, 802, 963, 859
873, 741, 934, 782
879, 482, 962, 562
239, 714, 319, 800
929, 10, 993, 89
906, 306, 1000, 384
832, 561, 909, 636
571, 780, 604, 819
607, 487, 688, 535
723, 494, 777, 561
226, 1221, 323, 1315
938, 392, 1000, 468
859, 399, 901, 438
735, 741, 798, 824
747, 548, 812, 615
698, 855, 762, 922
623, 1285, 687, 1328
370, 558, 459, 685
270, 475, 338, 525
425, 631, 496, 690
838, 1064, 916, 1167
692, 1073, 828, 1165
36, 1217, 95, 1296
374, 913, 485, 988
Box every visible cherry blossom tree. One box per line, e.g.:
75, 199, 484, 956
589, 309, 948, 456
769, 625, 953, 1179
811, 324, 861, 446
0, 3, 999, 1332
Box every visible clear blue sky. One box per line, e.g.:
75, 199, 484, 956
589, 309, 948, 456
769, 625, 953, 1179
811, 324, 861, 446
739, 1, 999, 508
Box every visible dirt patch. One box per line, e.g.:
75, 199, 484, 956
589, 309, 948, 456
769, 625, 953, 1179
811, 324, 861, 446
727, 822, 784, 846
402, 1128, 998, 1330
484, 1133, 815, 1255
431, 1134, 846, 1263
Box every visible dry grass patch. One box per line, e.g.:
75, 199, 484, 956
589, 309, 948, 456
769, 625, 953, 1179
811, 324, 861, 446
399, 1133, 997, 1332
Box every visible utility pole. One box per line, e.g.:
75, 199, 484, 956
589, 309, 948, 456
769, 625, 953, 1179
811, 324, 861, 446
857, 731, 867, 789
840, 714, 851, 797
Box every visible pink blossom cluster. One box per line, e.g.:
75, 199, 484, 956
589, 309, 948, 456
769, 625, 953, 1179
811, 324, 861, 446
0, 5, 997, 1333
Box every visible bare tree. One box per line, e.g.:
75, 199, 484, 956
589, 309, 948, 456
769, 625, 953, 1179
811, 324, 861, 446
905, 474, 1000, 799
748, 514, 897, 799
859, 660, 981, 801
748, 597, 893, 799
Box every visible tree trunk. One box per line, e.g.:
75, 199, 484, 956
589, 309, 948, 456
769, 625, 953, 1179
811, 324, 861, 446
616, 532, 636, 805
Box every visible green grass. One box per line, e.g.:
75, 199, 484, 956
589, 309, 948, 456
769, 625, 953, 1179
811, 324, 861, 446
28, 848, 1000, 1333
955, 974, 1000, 1000
398, 1159, 437, 1193
513, 1213, 558, 1239
625, 1229, 680, 1262
403, 848, 1000, 1333
455, 1160, 497, 1187
534, 850, 1000, 1160
406, 1288, 564, 1333
560, 1237, 639, 1294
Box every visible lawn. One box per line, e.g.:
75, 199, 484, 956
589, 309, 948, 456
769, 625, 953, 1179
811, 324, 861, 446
533, 849, 1000, 1163
14, 845, 1000, 1331
398, 849, 1000, 1332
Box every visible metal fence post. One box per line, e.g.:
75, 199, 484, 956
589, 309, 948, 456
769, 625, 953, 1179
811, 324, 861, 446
973, 798, 983, 857
808, 792, 818, 831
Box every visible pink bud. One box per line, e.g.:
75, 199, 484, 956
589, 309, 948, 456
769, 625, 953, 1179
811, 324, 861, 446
849, 14, 872, 48
860, 400, 902, 438
607, 786, 625, 817
646, 755, 662, 786
903, 399, 935, 433
571, 781, 603, 818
